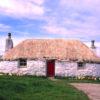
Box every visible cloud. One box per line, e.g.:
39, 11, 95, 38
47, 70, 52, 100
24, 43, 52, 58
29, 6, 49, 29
43, 25, 68, 35
59, 0, 100, 11
42, 15, 100, 39
29, 0, 45, 5
0, 0, 45, 19
0, 23, 11, 32
41, 0, 100, 40
0, 0, 100, 41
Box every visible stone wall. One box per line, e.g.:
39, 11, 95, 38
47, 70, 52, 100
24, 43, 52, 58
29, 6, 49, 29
76, 63, 100, 77
92, 64, 100, 77
0, 60, 46, 76
55, 61, 100, 77
26, 60, 46, 76
55, 61, 77, 77
0, 61, 18, 74
0, 60, 100, 77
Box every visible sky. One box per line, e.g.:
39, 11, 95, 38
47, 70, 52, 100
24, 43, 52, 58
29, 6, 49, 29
0, 0, 100, 56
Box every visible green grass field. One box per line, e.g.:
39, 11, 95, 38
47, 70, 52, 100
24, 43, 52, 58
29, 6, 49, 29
55, 76, 100, 84
0, 75, 89, 100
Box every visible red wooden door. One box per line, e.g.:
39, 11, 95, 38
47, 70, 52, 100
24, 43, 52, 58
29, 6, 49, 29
47, 60, 55, 77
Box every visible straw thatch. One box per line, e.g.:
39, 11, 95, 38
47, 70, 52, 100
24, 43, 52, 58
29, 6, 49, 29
3, 39, 100, 62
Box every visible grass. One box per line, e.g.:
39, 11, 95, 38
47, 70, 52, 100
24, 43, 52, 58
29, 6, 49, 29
55, 76, 100, 84
0, 75, 89, 100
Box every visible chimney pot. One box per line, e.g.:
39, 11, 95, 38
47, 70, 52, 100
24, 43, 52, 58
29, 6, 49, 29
8, 33, 11, 38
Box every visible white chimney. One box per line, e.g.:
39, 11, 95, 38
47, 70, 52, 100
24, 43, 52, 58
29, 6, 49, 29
5, 33, 13, 52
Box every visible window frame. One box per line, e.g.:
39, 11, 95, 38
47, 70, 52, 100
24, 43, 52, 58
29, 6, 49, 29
18, 58, 27, 68
77, 62, 85, 69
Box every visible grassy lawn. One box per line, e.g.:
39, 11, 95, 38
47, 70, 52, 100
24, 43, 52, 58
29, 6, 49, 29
55, 77, 100, 84
0, 75, 89, 100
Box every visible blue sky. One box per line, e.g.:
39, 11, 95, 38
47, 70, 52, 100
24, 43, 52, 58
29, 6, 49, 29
0, 0, 100, 55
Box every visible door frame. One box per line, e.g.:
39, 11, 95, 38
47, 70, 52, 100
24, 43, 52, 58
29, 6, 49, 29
46, 60, 55, 77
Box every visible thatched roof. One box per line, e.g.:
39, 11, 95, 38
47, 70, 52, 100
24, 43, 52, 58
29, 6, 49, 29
3, 39, 100, 62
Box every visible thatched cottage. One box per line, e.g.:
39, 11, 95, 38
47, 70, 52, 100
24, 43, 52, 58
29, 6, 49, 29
0, 33, 100, 77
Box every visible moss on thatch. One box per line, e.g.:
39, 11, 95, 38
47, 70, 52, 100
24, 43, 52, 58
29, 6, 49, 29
3, 39, 100, 62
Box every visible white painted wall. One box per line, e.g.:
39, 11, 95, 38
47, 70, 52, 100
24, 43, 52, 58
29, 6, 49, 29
55, 61, 100, 77
55, 61, 77, 77
0, 60, 46, 76
76, 63, 100, 77
0, 61, 18, 74
0, 60, 100, 77
26, 60, 46, 76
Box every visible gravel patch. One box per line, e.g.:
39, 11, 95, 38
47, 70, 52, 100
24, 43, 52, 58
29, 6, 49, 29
71, 83, 100, 100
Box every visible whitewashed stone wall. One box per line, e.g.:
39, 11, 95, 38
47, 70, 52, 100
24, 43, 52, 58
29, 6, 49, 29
0, 60, 100, 77
26, 60, 46, 76
55, 61, 77, 77
76, 63, 100, 77
55, 61, 100, 77
95, 64, 100, 76
0, 61, 18, 74
0, 60, 46, 76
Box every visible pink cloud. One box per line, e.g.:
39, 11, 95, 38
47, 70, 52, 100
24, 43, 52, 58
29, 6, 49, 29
0, 0, 45, 19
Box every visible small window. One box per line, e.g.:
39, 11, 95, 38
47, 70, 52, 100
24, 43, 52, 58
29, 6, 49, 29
19, 59, 27, 67
77, 62, 85, 69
